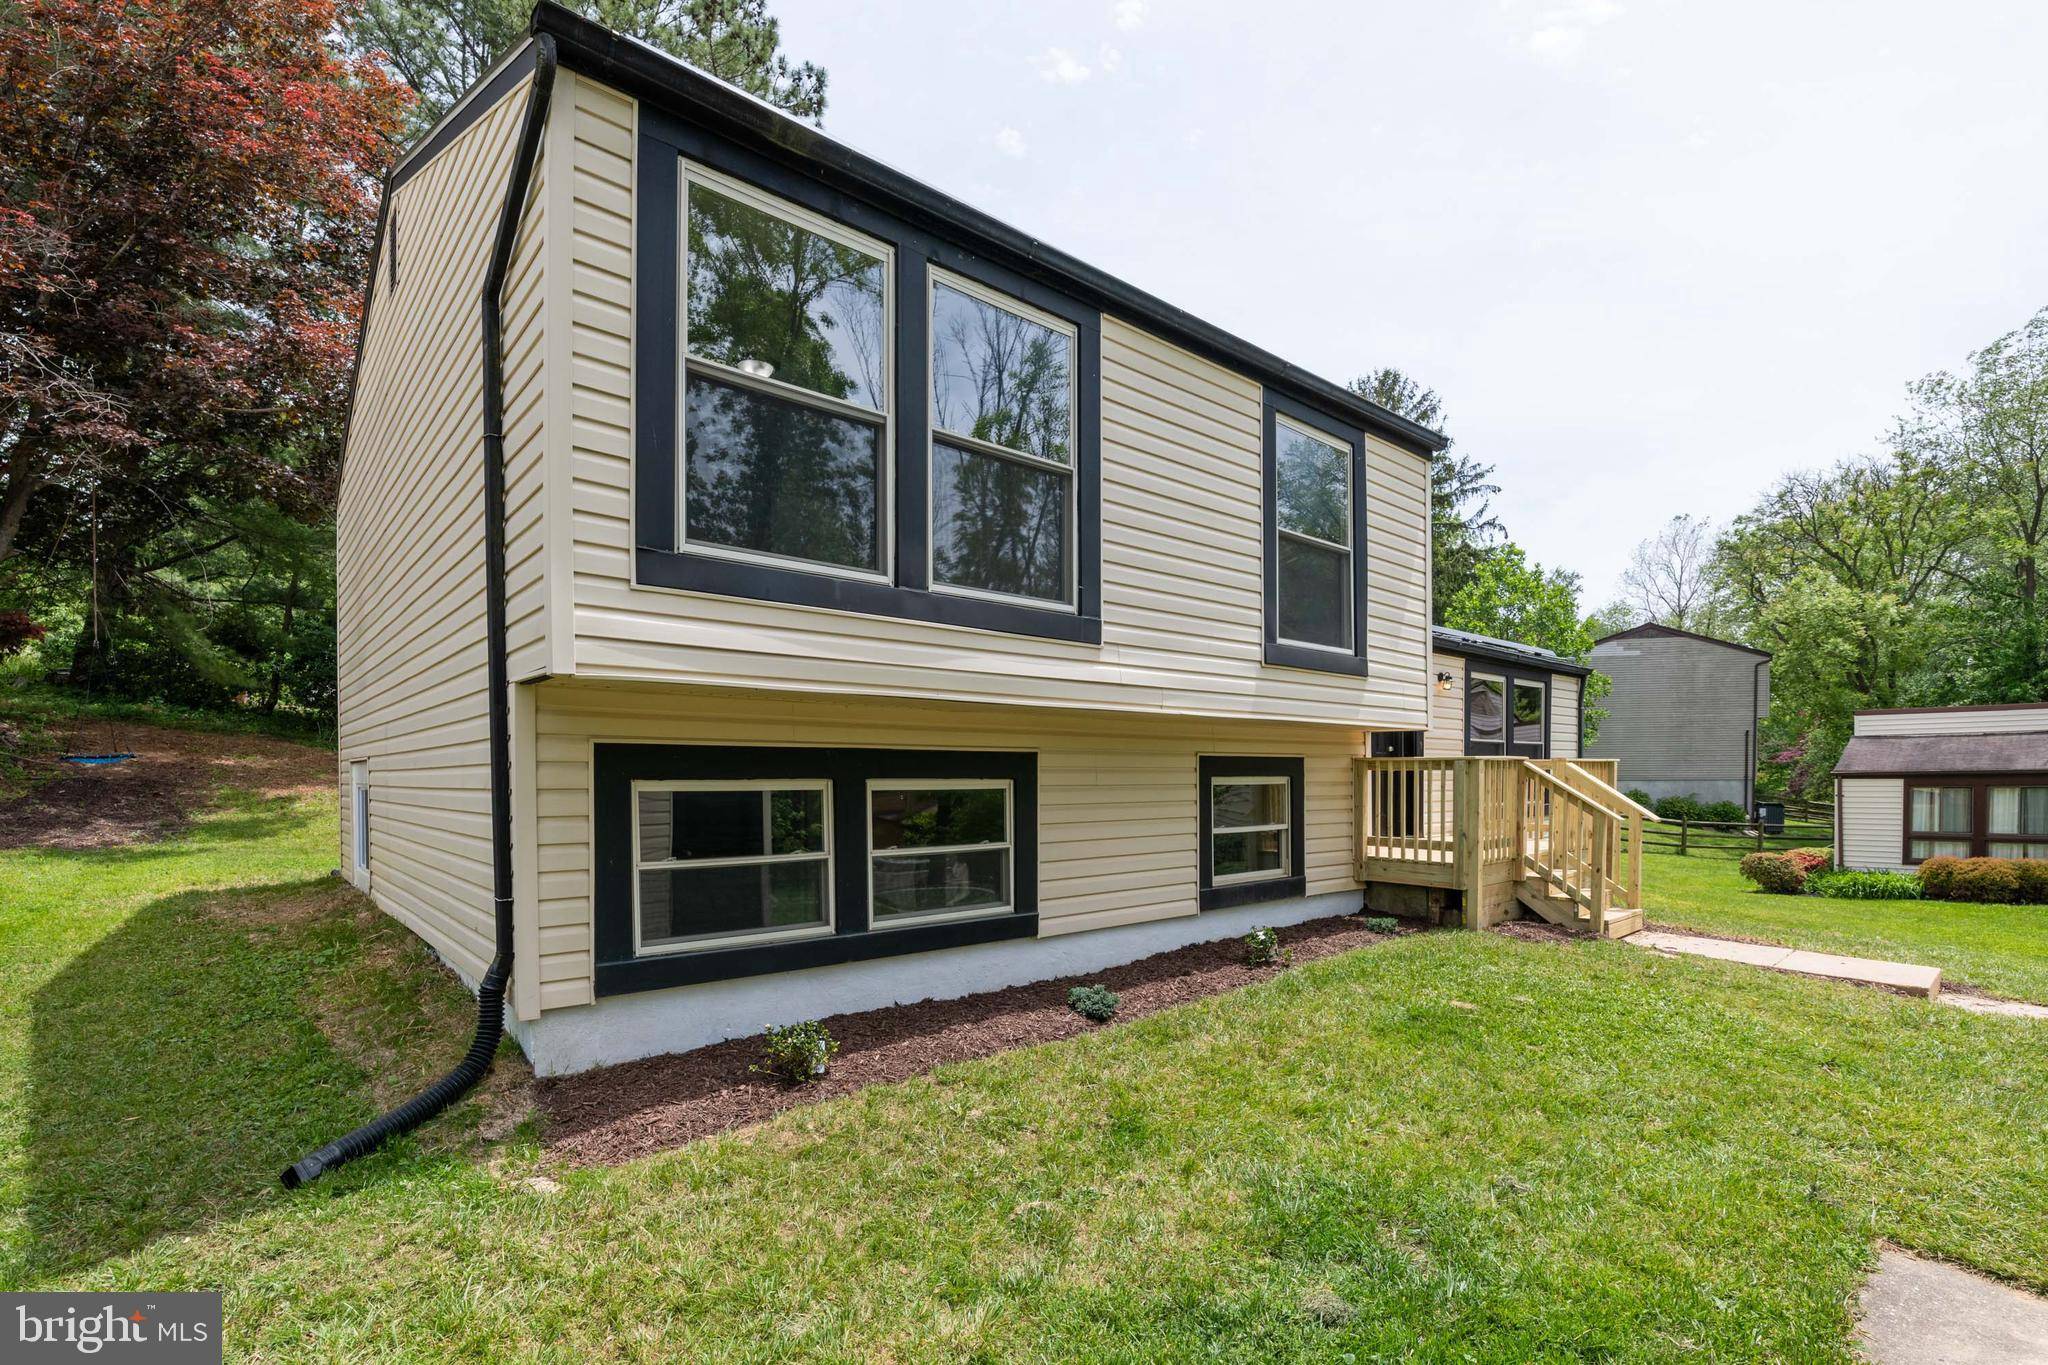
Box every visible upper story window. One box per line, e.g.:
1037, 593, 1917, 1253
1262, 395, 1368, 676
929, 274, 1077, 607
635, 124, 1104, 646
681, 168, 893, 577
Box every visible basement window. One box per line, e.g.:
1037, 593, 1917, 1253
631, 780, 834, 953
868, 780, 1014, 926
1197, 755, 1307, 910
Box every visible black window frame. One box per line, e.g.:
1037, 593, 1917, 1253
594, 743, 1038, 995
1262, 391, 1369, 676
633, 105, 1103, 646
1461, 659, 1552, 758
1198, 755, 1307, 910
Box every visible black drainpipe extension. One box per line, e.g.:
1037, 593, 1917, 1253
283, 35, 557, 1189
1749, 656, 1767, 815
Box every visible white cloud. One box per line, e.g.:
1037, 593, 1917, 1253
1036, 47, 1093, 84
1524, 0, 1624, 64
994, 126, 1028, 159
1098, 44, 1124, 74
1111, 0, 1147, 31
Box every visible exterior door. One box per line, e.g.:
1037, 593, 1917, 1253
1464, 668, 1550, 758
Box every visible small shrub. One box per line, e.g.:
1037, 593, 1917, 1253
750, 1020, 839, 1084
1362, 915, 1399, 933
2009, 858, 2048, 906
1917, 856, 1963, 900
1808, 869, 1922, 900
1739, 851, 1806, 894
1700, 800, 1749, 824
1947, 857, 2023, 904
1654, 794, 1707, 822
1243, 925, 1290, 967
1624, 787, 1655, 809
1067, 984, 1119, 1022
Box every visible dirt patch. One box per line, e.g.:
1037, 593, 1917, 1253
0, 717, 330, 850
542, 914, 1409, 1167
1489, 919, 1580, 945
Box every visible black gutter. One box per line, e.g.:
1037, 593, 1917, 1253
1748, 656, 1767, 814
283, 35, 558, 1190
525, 0, 1447, 459
1430, 632, 1593, 678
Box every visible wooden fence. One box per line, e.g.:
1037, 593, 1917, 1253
1638, 816, 1834, 857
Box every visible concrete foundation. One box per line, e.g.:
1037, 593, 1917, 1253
507, 888, 1364, 1076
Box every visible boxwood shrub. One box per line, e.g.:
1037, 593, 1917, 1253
1739, 851, 1806, 894
1913, 855, 2048, 905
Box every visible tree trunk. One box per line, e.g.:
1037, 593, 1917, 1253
262, 566, 301, 713
0, 442, 46, 566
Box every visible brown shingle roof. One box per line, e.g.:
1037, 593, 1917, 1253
1834, 732, 2048, 776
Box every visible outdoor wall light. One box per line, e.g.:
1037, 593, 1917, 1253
1435, 671, 1457, 692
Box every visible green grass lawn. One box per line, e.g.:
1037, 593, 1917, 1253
2, 753, 2045, 1360
1639, 848, 2048, 1005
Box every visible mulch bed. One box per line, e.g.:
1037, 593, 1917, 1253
0, 718, 330, 851
541, 913, 1407, 1166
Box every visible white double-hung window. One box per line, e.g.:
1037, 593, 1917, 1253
928, 272, 1078, 607
679, 164, 893, 577
1272, 415, 1354, 652
868, 779, 1014, 926
1208, 775, 1293, 885
632, 780, 833, 954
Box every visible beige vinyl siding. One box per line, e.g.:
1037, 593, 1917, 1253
336, 73, 543, 984
1425, 650, 1464, 756
1854, 707, 2048, 737
1839, 777, 1908, 872
557, 76, 1430, 730
522, 679, 1365, 1014
1552, 674, 1581, 760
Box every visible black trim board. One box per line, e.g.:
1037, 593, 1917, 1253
593, 744, 1038, 994
1262, 392, 1370, 677
1197, 755, 1308, 911
632, 108, 1104, 645
529, 0, 1445, 459
1431, 630, 1592, 679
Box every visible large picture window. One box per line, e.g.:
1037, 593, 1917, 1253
633, 118, 1103, 645
595, 744, 1038, 994
681, 168, 891, 576
1198, 755, 1307, 910
1262, 395, 1367, 676
1901, 779, 2048, 863
929, 274, 1077, 607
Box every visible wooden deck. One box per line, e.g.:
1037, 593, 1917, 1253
1354, 756, 1655, 938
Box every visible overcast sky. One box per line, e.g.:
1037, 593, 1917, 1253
766, 0, 2048, 606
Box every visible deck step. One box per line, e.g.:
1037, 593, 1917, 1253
1515, 877, 1590, 928
1601, 908, 1644, 940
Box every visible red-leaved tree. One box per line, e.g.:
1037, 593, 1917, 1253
0, 0, 408, 673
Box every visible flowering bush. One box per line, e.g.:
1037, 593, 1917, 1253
1243, 926, 1289, 967
1740, 851, 1807, 894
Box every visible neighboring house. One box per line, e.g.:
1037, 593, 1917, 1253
1414, 627, 1588, 762
336, 6, 1451, 1076
1834, 704, 2048, 872
1585, 623, 1771, 808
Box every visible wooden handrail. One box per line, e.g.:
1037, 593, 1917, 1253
1517, 760, 1628, 824
1561, 762, 1662, 822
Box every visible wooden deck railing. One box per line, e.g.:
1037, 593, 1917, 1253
1354, 755, 1657, 927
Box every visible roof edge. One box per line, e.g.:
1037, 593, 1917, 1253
1856, 701, 2048, 717
1592, 621, 1771, 659
1431, 627, 1592, 677
527, 0, 1449, 457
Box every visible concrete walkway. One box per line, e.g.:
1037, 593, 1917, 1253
1858, 1248, 2048, 1364
1632, 930, 1944, 998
